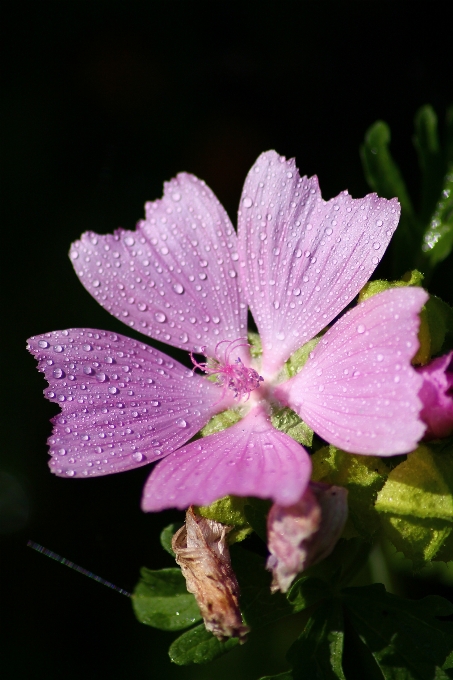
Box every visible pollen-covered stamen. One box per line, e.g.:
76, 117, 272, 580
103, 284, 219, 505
190, 338, 264, 401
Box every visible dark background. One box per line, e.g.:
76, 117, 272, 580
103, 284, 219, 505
2, 2, 453, 678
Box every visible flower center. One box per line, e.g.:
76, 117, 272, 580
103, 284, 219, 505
191, 339, 264, 401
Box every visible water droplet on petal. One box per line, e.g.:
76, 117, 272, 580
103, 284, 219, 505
172, 192, 181, 202
124, 236, 135, 246
54, 345, 64, 353
83, 344, 92, 351
176, 418, 187, 428
155, 312, 167, 323
243, 197, 253, 208
38, 340, 49, 349
53, 368, 65, 379
357, 324, 366, 334
173, 283, 184, 294
108, 386, 119, 394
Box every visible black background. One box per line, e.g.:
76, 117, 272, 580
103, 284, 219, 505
2, 2, 453, 678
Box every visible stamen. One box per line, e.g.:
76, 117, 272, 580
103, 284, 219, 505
190, 339, 264, 401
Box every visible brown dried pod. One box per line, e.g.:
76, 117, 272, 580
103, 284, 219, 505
172, 506, 249, 642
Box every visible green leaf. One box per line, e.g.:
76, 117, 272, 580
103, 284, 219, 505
259, 673, 293, 680
243, 497, 271, 543
231, 544, 294, 629
287, 598, 346, 680
168, 623, 240, 665
424, 295, 453, 356
421, 168, 453, 268
375, 445, 453, 567
343, 584, 453, 680
200, 408, 241, 437
160, 523, 181, 557
413, 105, 444, 224
311, 446, 389, 539
132, 567, 202, 631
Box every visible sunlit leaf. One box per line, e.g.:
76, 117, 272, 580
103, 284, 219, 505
168, 623, 239, 665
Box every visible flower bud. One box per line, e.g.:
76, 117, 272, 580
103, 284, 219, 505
266, 482, 348, 593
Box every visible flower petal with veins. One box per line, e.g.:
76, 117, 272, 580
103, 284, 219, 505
276, 287, 427, 454
27, 329, 228, 477
238, 151, 401, 375
70, 174, 247, 356
142, 406, 312, 510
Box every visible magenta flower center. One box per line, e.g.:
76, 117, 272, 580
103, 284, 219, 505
191, 339, 264, 401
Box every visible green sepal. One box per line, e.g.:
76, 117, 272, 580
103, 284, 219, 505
358, 269, 424, 303
375, 444, 453, 568
287, 598, 346, 680
231, 544, 294, 629
195, 495, 252, 543
200, 408, 241, 437
160, 523, 182, 557
168, 623, 240, 665
342, 584, 453, 679
132, 567, 202, 631
311, 445, 389, 539
284, 336, 322, 378
271, 408, 313, 446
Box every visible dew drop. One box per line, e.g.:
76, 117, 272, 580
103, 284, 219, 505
155, 312, 167, 323
83, 344, 92, 352
38, 340, 49, 349
54, 345, 64, 353
96, 372, 107, 382
108, 386, 119, 394
356, 324, 366, 334
137, 302, 147, 311
173, 283, 184, 294
92, 279, 100, 287
373, 242, 381, 250
172, 192, 181, 202
176, 418, 187, 428
53, 368, 65, 379
124, 236, 135, 246
243, 197, 253, 208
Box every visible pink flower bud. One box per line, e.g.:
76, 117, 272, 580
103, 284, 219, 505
266, 482, 348, 593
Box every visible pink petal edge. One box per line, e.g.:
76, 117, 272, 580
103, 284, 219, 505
27, 329, 228, 477
238, 150, 401, 375
276, 287, 427, 455
70, 173, 247, 357
418, 351, 453, 440
141, 406, 312, 511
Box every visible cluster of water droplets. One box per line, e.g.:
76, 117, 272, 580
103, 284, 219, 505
237, 152, 400, 371
28, 329, 223, 477
70, 174, 246, 356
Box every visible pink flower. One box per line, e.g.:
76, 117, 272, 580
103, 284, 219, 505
27, 151, 427, 512
417, 351, 453, 440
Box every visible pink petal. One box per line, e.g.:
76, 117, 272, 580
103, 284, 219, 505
141, 406, 312, 511
275, 287, 428, 455
70, 173, 247, 356
417, 351, 453, 440
238, 150, 401, 375
27, 329, 227, 477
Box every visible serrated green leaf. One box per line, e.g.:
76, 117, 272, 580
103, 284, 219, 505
311, 446, 389, 539
287, 598, 346, 680
160, 523, 182, 557
168, 623, 240, 665
132, 567, 202, 631
413, 105, 444, 224
343, 584, 453, 680
231, 544, 294, 629
375, 445, 453, 567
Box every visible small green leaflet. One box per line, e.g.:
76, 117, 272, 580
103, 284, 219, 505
132, 567, 202, 631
